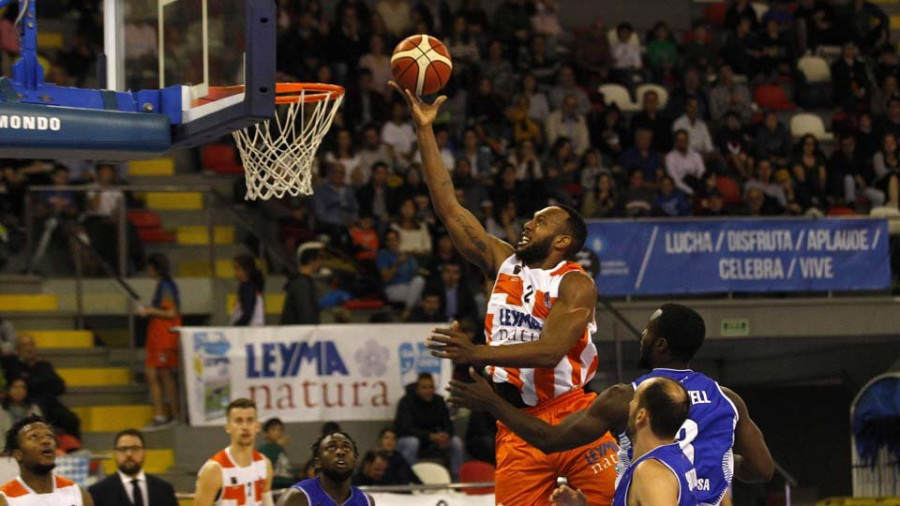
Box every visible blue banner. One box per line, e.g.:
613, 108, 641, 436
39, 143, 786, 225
584, 218, 891, 295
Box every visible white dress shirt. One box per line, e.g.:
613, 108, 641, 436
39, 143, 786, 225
118, 470, 148, 506
672, 115, 714, 154
665, 149, 706, 195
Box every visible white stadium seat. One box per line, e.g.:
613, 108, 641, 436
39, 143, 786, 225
790, 113, 834, 141
797, 56, 831, 83
412, 461, 452, 486
599, 84, 640, 112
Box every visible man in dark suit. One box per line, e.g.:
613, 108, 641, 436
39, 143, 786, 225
89, 429, 178, 506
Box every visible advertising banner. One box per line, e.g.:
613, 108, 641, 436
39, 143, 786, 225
179, 324, 449, 426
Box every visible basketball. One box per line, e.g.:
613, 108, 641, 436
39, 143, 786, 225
390, 34, 453, 96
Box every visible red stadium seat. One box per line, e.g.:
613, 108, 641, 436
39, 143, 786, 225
753, 85, 795, 111
704, 3, 727, 27
128, 210, 161, 229
827, 206, 857, 216
202, 143, 244, 175
138, 228, 176, 243
459, 460, 495, 495
716, 176, 742, 205
343, 299, 385, 310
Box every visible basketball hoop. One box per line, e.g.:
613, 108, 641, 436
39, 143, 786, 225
231, 83, 344, 200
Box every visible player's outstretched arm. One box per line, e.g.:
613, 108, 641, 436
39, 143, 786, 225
276, 488, 309, 506
449, 368, 632, 454
722, 387, 775, 482
389, 81, 513, 277
194, 461, 223, 506
630, 459, 682, 505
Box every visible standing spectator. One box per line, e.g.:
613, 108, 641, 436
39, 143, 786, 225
394, 373, 464, 478
314, 164, 359, 248
358, 34, 392, 96
545, 95, 590, 156
281, 242, 323, 325
666, 130, 707, 195
357, 125, 395, 179
378, 229, 426, 317
844, 0, 888, 52
709, 64, 753, 124
672, 97, 715, 157
375, 428, 421, 485
653, 176, 691, 217
88, 429, 178, 506
381, 102, 417, 170
573, 17, 611, 85
754, 111, 793, 168
1, 335, 80, 439
324, 128, 362, 186
549, 65, 591, 116
136, 253, 180, 430
832, 42, 871, 112
631, 90, 673, 152
2, 378, 42, 425
230, 254, 265, 327
610, 22, 643, 92
259, 418, 296, 489
646, 22, 679, 84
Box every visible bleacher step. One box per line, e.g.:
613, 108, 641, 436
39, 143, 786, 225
100, 448, 175, 475
1, 312, 78, 330
25, 330, 93, 349
43, 348, 111, 368
71, 405, 154, 432
57, 367, 131, 388
80, 428, 175, 453
61, 384, 147, 407
0, 275, 44, 294
0, 294, 58, 312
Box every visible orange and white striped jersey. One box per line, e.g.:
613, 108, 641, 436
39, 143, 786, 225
0, 476, 83, 505
485, 255, 599, 407
204, 448, 268, 506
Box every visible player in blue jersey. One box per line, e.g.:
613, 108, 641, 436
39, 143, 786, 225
553, 376, 698, 506
449, 303, 773, 505
277, 432, 374, 506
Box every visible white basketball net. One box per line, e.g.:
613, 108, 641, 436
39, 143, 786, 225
232, 87, 344, 200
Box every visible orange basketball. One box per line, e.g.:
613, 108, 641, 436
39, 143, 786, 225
391, 34, 453, 96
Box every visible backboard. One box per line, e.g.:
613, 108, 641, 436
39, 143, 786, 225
107, 0, 276, 148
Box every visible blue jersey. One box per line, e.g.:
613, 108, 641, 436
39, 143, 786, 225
291, 477, 371, 506
613, 443, 698, 506
618, 369, 738, 506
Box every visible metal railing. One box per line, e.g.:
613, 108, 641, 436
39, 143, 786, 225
174, 482, 496, 500
775, 460, 800, 506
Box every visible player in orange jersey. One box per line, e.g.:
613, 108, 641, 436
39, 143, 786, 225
391, 81, 618, 505
0, 416, 94, 505
195, 398, 274, 506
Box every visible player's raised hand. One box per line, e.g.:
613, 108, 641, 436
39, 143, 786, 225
426, 320, 477, 364
549, 485, 587, 506
448, 367, 497, 412
388, 80, 447, 128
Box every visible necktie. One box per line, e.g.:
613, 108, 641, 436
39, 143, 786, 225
131, 479, 144, 506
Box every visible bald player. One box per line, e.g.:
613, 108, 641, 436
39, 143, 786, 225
391, 80, 618, 505
450, 303, 773, 505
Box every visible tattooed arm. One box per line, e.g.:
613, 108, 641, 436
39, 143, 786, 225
391, 82, 513, 276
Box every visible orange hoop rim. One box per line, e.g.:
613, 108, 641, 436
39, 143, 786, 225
205, 83, 345, 105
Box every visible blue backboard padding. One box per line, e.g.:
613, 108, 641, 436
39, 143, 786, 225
0, 102, 170, 152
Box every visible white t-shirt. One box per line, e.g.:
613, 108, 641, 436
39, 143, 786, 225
381, 121, 416, 157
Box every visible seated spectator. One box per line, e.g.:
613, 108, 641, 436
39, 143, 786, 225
435, 260, 478, 322
518, 73, 551, 125
874, 73, 900, 119
878, 97, 900, 139
88, 428, 179, 506
573, 17, 611, 85
517, 35, 560, 87
843, 0, 888, 52
405, 289, 446, 323
324, 128, 362, 185
2, 378, 41, 426
667, 68, 709, 121
505, 94, 543, 146
858, 112, 879, 160
758, 18, 794, 80
682, 25, 716, 75
230, 254, 265, 327
725, 0, 760, 32
0, 316, 15, 355
581, 172, 620, 218
262, 197, 316, 258
754, 112, 792, 168
778, 169, 812, 215
357, 163, 396, 226
467, 77, 506, 133
715, 111, 753, 180
280, 242, 322, 325
397, 165, 429, 202
358, 34, 392, 96
423, 234, 465, 283
579, 149, 611, 192
645, 22, 679, 84
665, 130, 706, 195
394, 373, 463, 479
352, 450, 390, 486
376, 0, 411, 38
791, 134, 830, 210
653, 176, 691, 217
549, 65, 591, 116
381, 101, 416, 170
631, 90, 672, 152
314, 164, 359, 248
344, 70, 390, 129
832, 42, 870, 113
875, 133, 900, 197
699, 189, 729, 217
745, 187, 782, 216
446, 16, 481, 76
357, 125, 396, 181
484, 200, 522, 245
259, 418, 296, 489
745, 159, 788, 209
709, 64, 752, 124
875, 46, 900, 86
413, 126, 458, 171
508, 140, 543, 182
481, 40, 516, 100
720, 17, 761, 78
622, 169, 656, 217
610, 22, 643, 92
349, 213, 379, 267
378, 229, 426, 317
1, 335, 80, 440
456, 128, 493, 178
831, 132, 885, 207
672, 97, 715, 158
453, 159, 491, 214
795, 0, 841, 51
375, 428, 421, 485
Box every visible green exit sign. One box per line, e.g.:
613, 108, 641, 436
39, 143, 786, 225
721, 318, 750, 337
